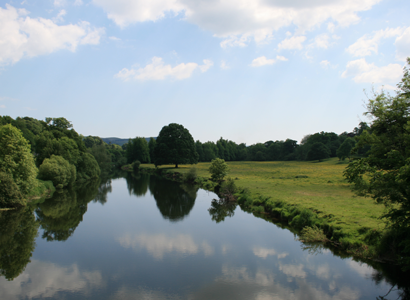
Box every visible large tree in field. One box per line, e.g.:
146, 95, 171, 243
344, 58, 410, 268
153, 123, 198, 168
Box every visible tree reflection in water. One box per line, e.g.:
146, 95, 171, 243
148, 175, 197, 222
0, 208, 38, 280
125, 173, 149, 197
36, 178, 101, 242
208, 199, 237, 223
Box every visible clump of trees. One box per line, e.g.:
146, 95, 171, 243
0, 124, 38, 208
345, 58, 410, 268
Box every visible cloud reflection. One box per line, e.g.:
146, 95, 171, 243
118, 233, 214, 259
253, 247, 288, 259
0, 260, 103, 300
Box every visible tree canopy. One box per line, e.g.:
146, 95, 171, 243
0, 124, 38, 196
344, 57, 410, 268
153, 123, 198, 168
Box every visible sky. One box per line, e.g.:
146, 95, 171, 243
0, 0, 409, 145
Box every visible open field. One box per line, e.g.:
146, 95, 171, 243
141, 158, 387, 252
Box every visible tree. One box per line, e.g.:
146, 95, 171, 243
209, 158, 229, 182
38, 155, 76, 188
0, 124, 38, 195
153, 123, 198, 168
126, 137, 150, 164
148, 137, 156, 163
336, 137, 355, 160
344, 57, 410, 267
306, 142, 330, 161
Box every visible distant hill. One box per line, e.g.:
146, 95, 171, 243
101, 137, 155, 146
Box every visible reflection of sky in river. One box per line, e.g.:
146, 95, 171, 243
0, 177, 401, 299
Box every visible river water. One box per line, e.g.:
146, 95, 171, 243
0, 173, 408, 300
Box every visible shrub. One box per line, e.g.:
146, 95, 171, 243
38, 155, 76, 188
299, 226, 328, 242
184, 167, 197, 182
209, 158, 229, 182
0, 172, 25, 208
219, 177, 238, 201
132, 160, 141, 173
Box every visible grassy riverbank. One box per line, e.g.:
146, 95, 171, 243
141, 158, 387, 258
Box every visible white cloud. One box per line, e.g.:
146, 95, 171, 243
395, 27, 410, 61
251, 56, 275, 67
93, 0, 382, 47
198, 59, 213, 72
342, 58, 403, 83
0, 5, 104, 66
53, 9, 66, 23
0, 104, 5, 109
346, 27, 407, 58
278, 35, 306, 50
115, 57, 212, 81
54, 0, 66, 7
311, 33, 331, 49
117, 233, 213, 259
279, 263, 307, 278
74, 0, 83, 5
276, 55, 288, 61
109, 36, 121, 41
320, 60, 331, 68
220, 60, 230, 70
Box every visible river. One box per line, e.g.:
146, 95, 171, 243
0, 173, 408, 299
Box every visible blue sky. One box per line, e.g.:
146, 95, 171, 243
0, 0, 409, 144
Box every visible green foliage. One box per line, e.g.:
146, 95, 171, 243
344, 58, 410, 268
307, 142, 331, 161
88, 144, 112, 175
337, 137, 356, 160
132, 160, 141, 173
299, 226, 328, 242
0, 172, 24, 208
76, 152, 101, 181
38, 155, 76, 188
208, 199, 237, 223
148, 137, 156, 163
183, 167, 197, 182
219, 177, 238, 201
127, 137, 150, 164
0, 124, 38, 195
154, 123, 198, 168
209, 158, 229, 182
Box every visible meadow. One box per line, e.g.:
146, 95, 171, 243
141, 158, 387, 255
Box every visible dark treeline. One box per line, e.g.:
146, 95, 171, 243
194, 122, 370, 163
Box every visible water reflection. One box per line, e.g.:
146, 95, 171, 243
148, 176, 198, 222
0, 208, 38, 280
0, 260, 102, 300
118, 233, 214, 259
125, 173, 149, 197
35, 178, 106, 242
208, 199, 237, 223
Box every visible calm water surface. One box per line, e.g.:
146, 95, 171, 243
0, 173, 408, 299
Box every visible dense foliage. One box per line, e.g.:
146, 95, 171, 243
209, 158, 230, 182
344, 58, 410, 268
0, 124, 38, 197
153, 123, 199, 168
38, 155, 76, 189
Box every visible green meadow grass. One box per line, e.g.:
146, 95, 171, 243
141, 158, 387, 254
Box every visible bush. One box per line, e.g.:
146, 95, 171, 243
38, 155, 76, 188
0, 172, 25, 208
219, 177, 238, 201
209, 158, 229, 182
132, 160, 141, 173
184, 167, 197, 182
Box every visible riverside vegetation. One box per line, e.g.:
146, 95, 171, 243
2, 58, 410, 270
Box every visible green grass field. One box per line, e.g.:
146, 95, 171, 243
141, 158, 387, 253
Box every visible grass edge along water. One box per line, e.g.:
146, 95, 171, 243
140, 158, 390, 261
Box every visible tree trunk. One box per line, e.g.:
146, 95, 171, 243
175, 164, 178, 168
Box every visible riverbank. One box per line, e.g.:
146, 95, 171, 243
140, 159, 389, 260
